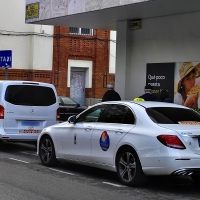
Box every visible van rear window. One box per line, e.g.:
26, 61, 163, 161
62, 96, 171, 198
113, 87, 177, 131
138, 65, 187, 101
5, 85, 56, 106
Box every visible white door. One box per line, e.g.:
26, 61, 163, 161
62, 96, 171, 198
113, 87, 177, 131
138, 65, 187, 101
61, 104, 107, 162
91, 104, 135, 166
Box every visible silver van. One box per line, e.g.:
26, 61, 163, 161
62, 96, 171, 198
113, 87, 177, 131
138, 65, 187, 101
0, 81, 59, 142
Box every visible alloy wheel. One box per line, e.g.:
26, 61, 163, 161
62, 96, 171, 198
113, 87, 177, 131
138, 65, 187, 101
119, 151, 136, 182
40, 138, 53, 164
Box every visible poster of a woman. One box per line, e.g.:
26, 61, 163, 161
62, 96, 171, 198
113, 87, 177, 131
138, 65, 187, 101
174, 62, 200, 109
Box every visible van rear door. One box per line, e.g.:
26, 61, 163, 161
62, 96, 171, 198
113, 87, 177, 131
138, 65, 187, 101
3, 82, 58, 141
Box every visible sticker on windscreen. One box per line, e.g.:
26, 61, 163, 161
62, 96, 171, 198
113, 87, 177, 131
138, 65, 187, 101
178, 121, 200, 125
99, 131, 110, 151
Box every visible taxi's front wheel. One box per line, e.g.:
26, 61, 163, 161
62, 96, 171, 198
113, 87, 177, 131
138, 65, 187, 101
116, 147, 146, 186
39, 136, 59, 167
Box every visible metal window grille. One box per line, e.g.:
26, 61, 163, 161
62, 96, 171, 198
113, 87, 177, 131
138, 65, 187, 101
69, 27, 79, 34
69, 27, 93, 36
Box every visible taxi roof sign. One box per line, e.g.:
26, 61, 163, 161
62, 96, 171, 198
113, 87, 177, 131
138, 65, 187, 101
134, 97, 145, 102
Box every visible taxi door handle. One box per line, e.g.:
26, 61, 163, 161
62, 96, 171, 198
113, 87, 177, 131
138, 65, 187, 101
115, 129, 123, 134
85, 126, 92, 131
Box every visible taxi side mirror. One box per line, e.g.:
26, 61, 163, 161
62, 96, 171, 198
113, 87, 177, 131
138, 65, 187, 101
68, 115, 76, 124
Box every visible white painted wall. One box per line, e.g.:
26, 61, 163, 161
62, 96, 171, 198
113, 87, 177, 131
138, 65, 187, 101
116, 11, 200, 100
109, 31, 116, 73
0, 0, 53, 71
32, 25, 54, 70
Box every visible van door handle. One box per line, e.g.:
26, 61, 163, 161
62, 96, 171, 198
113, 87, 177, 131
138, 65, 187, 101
115, 129, 123, 134
85, 126, 92, 131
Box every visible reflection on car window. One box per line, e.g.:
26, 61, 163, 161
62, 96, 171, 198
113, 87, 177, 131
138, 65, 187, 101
60, 96, 77, 106
122, 108, 135, 124
76, 105, 107, 123
146, 107, 200, 124
146, 108, 173, 124
102, 104, 135, 124
58, 97, 62, 104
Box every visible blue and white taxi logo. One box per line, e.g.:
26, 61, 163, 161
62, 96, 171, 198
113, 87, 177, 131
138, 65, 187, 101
99, 131, 110, 151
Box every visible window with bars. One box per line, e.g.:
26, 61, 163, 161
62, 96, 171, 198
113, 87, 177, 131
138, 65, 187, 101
69, 27, 93, 36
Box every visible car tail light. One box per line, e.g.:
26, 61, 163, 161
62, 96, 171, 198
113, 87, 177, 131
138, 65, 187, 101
157, 135, 186, 149
56, 108, 60, 121
0, 105, 4, 119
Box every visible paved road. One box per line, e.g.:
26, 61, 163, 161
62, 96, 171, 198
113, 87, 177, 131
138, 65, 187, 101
0, 141, 200, 200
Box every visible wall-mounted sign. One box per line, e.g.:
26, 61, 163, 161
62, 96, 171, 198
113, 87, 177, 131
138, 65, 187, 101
146, 62, 200, 111
174, 62, 200, 111
146, 63, 175, 101
0, 50, 12, 68
26, 3, 39, 19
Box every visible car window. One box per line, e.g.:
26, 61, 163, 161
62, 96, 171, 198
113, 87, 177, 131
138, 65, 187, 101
146, 107, 200, 124
122, 108, 135, 124
76, 105, 107, 123
5, 85, 56, 106
102, 104, 135, 124
58, 97, 62, 105
60, 96, 77, 106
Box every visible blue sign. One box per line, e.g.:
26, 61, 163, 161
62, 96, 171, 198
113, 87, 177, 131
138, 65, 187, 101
0, 50, 12, 68
99, 131, 110, 151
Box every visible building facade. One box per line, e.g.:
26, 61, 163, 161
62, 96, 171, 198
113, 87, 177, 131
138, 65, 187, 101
0, 0, 54, 83
25, 0, 200, 101
1, 0, 116, 106
52, 26, 115, 105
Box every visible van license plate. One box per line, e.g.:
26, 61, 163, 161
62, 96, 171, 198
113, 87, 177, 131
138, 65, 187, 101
21, 121, 40, 126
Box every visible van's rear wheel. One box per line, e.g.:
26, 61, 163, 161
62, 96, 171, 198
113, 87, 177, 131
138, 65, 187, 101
39, 136, 59, 167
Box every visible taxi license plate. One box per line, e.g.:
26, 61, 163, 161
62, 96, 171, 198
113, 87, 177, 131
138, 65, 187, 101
19, 130, 41, 134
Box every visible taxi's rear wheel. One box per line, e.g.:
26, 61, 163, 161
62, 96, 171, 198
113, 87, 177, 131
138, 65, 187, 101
116, 147, 146, 186
191, 175, 200, 184
39, 136, 59, 167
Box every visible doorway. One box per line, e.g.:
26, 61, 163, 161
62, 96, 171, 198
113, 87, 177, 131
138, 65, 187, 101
70, 71, 85, 105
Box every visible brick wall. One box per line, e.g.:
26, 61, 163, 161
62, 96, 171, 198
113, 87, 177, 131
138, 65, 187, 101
0, 69, 52, 83
53, 27, 115, 99
0, 27, 115, 104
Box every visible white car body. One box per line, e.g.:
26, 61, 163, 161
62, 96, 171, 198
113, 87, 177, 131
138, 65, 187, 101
0, 80, 59, 142
37, 101, 200, 186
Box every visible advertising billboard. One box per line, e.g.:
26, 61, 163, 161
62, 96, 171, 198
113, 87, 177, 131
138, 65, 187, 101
146, 62, 200, 112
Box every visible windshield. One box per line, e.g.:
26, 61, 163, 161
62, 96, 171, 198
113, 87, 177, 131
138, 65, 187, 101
146, 107, 200, 124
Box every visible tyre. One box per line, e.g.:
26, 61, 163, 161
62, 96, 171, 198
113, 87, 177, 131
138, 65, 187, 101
39, 136, 59, 167
116, 147, 146, 186
191, 175, 200, 184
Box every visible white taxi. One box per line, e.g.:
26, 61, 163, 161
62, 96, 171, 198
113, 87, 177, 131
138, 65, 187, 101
37, 101, 200, 186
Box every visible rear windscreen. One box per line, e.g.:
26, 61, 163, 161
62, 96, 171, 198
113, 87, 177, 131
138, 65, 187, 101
5, 85, 56, 106
146, 107, 200, 124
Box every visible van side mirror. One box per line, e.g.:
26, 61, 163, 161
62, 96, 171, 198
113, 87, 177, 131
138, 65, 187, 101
68, 115, 76, 124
